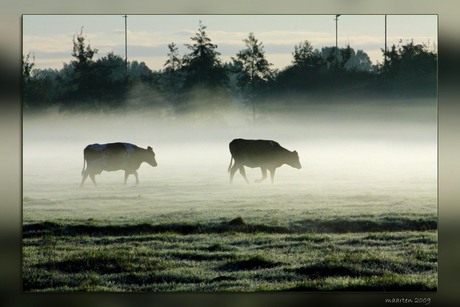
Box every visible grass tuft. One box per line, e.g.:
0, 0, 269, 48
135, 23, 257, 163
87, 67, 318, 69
294, 264, 366, 279
218, 255, 282, 271
228, 216, 245, 226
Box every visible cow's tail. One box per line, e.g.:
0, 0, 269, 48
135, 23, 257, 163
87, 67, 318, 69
228, 156, 234, 173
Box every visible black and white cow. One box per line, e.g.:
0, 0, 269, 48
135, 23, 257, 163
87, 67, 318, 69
80, 142, 157, 186
228, 138, 301, 184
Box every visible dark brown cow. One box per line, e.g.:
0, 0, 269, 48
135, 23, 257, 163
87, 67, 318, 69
80, 142, 157, 186
228, 138, 301, 184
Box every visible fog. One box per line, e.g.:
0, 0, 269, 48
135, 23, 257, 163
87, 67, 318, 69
22, 101, 437, 222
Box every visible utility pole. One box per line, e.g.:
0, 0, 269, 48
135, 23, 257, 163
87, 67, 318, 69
123, 14, 128, 79
251, 68, 255, 122
334, 15, 341, 61
384, 15, 388, 71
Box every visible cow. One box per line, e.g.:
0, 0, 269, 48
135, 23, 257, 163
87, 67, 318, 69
80, 142, 157, 186
228, 138, 301, 184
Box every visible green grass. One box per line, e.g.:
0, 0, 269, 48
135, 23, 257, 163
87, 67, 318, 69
23, 215, 437, 292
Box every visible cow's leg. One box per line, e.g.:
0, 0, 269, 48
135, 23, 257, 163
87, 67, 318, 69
80, 172, 88, 187
229, 163, 239, 184
239, 166, 250, 184
255, 168, 267, 183
89, 174, 97, 186
125, 171, 139, 184
269, 168, 276, 184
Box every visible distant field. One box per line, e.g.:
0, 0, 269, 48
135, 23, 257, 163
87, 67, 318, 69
22, 102, 437, 292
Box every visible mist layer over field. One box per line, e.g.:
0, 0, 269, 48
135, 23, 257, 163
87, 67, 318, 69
23, 100, 437, 223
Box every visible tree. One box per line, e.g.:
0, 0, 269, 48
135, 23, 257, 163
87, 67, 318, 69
317, 46, 339, 71
23, 52, 35, 109
292, 40, 321, 68
67, 28, 100, 106
343, 49, 373, 72
23, 53, 61, 110
91, 52, 128, 108
380, 40, 437, 96
164, 42, 182, 73
71, 28, 98, 71
233, 32, 274, 120
97, 52, 125, 81
276, 41, 324, 94
182, 21, 227, 90
22, 52, 35, 83
179, 21, 229, 115
161, 42, 184, 107
130, 60, 154, 82
382, 40, 436, 76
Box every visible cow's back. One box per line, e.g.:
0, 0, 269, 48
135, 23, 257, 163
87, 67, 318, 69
229, 138, 246, 156
84, 143, 134, 169
230, 139, 283, 166
84, 143, 106, 161
105, 142, 137, 152
230, 138, 280, 154
85, 142, 135, 155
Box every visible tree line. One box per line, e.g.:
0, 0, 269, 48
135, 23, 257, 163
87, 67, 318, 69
23, 21, 437, 114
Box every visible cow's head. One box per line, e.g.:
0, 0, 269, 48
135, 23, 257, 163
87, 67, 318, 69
146, 146, 158, 167
288, 150, 302, 169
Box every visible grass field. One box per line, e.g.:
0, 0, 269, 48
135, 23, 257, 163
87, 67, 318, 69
22, 103, 437, 292
22, 165, 437, 292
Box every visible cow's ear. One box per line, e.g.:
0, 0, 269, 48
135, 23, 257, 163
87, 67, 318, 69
293, 150, 298, 154
148, 146, 152, 151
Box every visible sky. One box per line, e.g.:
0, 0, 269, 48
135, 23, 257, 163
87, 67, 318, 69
22, 15, 437, 71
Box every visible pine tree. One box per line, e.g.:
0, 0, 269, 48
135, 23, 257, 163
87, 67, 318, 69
69, 28, 99, 105
182, 21, 227, 89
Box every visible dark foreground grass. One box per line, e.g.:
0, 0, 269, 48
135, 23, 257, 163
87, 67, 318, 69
23, 215, 436, 238
22, 216, 437, 292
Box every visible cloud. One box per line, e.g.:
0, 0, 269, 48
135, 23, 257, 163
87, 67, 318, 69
173, 30, 195, 37
23, 34, 75, 54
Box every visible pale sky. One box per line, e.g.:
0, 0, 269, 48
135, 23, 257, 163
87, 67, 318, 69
23, 15, 437, 71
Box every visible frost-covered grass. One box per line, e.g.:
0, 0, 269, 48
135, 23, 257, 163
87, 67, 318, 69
23, 217, 437, 292
22, 180, 437, 292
